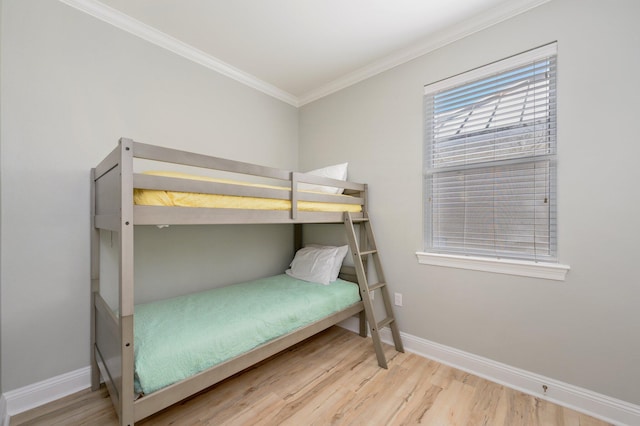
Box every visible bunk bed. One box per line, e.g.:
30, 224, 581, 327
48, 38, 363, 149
90, 138, 374, 425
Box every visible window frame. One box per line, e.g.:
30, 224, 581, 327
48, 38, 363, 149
417, 43, 569, 280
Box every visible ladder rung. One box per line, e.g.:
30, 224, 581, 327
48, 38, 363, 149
377, 317, 394, 330
368, 282, 386, 291
359, 249, 377, 256
351, 217, 370, 223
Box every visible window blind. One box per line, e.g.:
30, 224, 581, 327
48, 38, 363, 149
424, 44, 557, 262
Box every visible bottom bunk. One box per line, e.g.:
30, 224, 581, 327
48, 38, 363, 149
134, 273, 361, 395
93, 271, 365, 423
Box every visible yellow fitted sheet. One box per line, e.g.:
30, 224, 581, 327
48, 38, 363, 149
134, 171, 362, 212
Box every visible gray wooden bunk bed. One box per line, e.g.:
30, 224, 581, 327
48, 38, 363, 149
90, 138, 403, 425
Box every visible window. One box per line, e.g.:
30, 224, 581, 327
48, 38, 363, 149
422, 44, 564, 273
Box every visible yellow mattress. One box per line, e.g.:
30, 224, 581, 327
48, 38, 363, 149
134, 171, 362, 212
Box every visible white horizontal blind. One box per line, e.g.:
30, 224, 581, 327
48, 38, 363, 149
424, 44, 557, 261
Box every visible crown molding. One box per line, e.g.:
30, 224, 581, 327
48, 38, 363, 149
57, 0, 300, 107
298, 0, 551, 106
59, 0, 549, 108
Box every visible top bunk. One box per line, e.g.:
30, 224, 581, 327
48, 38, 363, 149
92, 138, 367, 229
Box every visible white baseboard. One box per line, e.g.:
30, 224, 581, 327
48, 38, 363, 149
3, 366, 91, 418
3, 326, 640, 425
338, 317, 640, 426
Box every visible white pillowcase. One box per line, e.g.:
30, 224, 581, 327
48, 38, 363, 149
286, 246, 339, 285
306, 244, 349, 282
299, 163, 348, 195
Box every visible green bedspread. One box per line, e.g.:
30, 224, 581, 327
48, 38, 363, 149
133, 274, 360, 395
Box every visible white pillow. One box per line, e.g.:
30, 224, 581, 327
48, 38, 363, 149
286, 246, 339, 285
299, 163, 348, 195
306, 244, 349, 282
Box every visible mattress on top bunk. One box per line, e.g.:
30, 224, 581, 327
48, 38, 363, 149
133, 171, 362, 212
133, 273, 361, 395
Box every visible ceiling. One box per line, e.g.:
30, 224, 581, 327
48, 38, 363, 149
63, 0, 548, 106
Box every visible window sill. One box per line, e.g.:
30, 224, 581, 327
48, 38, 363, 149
415, 252, 570, 281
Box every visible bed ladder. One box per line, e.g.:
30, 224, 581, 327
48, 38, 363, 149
344, 212, 404, 369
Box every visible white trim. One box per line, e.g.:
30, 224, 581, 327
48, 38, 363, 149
299, 0, 552, 105
424, 42, 557, 94
57, 0, 299, 107
416, 251, 570, 281
339, 318, 640, 426
3, 367, 91, 416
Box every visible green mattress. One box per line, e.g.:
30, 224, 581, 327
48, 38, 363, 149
134, 274, 360, 395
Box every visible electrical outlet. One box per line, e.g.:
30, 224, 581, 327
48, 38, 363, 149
394, 292, 403, 306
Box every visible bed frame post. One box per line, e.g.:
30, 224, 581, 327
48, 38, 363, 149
361, 184, 368, 215
290, 172, 299, 220
90, 168, 100, 391
119, 138, 136, 426
294, 224, 303, 251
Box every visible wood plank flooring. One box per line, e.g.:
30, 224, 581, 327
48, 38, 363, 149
11, 327, 610, 425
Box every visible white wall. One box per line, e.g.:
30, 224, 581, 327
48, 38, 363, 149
300, 0, 640, 406
0, 0, 298, 391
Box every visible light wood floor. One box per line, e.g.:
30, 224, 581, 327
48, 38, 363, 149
12, 327, 610, 426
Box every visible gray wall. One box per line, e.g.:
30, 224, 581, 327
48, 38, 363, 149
2, 0, 639, 410
300, 0, 640, 405
0, 0, 298, 391
0, 0, 4, 394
